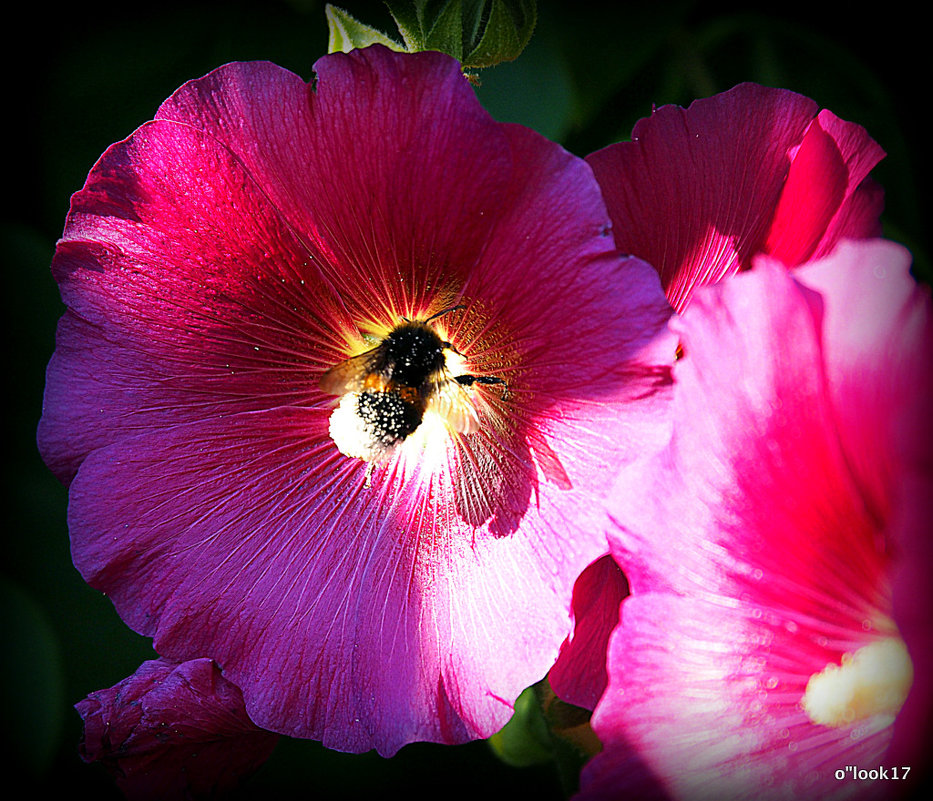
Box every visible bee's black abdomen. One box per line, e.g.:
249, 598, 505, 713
378, 324, 447, 387
357, 389, 422, 447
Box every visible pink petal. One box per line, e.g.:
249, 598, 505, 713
886, 471, 933, 773
66, 351, 666, 756
790, 240, 933, 519
580, 594, 890, 801
76, 658, 278, 800
611, 258, 886, 626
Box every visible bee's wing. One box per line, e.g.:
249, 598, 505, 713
428, 377, 481, 434
319, 349, 377, 395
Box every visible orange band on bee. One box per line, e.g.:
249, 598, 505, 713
363, 373, 391, 392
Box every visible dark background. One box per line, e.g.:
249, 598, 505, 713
3, 1, 928, 797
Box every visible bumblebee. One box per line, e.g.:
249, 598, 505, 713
320, 307, 505, 463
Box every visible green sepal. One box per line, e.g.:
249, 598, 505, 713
381, 1, 424, 52
487, 685, 553, 767
384, 1, 461, 58
422, 1, 467, 61
464, 0, 536, 68
384, 1, 536, 68
535, 680, 601, 797
325, 4, 406, 54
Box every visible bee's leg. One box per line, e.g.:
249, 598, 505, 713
456, 374, 509, 401
455, 374, 506, 387
364, 461, 375, 488
425, 304, 466, 324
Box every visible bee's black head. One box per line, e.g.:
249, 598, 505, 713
379, 322, 447, 386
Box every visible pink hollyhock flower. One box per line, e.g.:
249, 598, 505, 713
550, 83, 886, 715
587, 83, 885, 313
38, 46, 676, 756
577, 240, 932, 800
77, 658, 278, 800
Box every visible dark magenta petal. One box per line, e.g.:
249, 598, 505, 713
762, 121, 846, 265
155, 52, 510, 321
549, 555, 628, 711
76, 658, 278, 800
765, 112, 886, 265
587, 83, 817, 311
805, 110, 886, 259
43, 48, 676, 754
39, 116, 351, 484
587, 84, 884, 312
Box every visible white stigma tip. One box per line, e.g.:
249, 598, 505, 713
802, 637, 913, 728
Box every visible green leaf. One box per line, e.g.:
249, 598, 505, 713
325, 4, 405, 53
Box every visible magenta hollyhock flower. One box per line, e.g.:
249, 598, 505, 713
577, 240, 932, 800
38, 45, 676, 756
587, 83, 885, 313
77, 658, 278, 800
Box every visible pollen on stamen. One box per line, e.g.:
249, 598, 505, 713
328, 393, 385, 461
802, 637, 913, 728
328, 393, 459, 471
